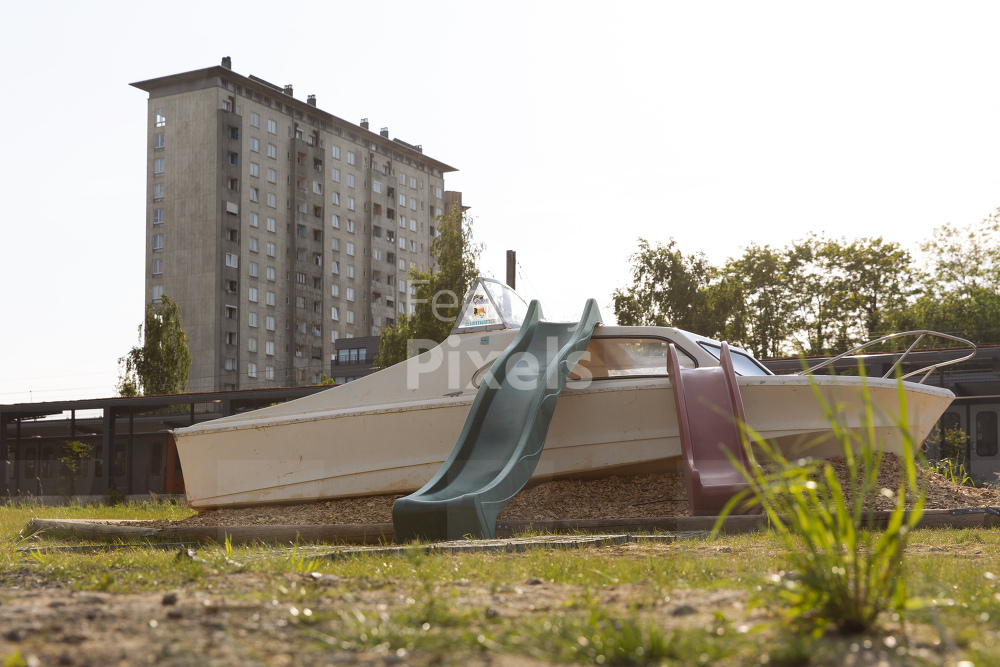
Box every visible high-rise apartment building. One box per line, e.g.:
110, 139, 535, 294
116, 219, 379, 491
131, 58, 459, 392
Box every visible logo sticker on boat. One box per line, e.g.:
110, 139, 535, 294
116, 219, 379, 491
481, 337, 489, 345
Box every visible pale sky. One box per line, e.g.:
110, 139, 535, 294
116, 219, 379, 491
3, 1, 1000, 404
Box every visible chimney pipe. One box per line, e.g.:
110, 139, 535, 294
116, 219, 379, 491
283, 84, 293, 97
307, 94, 316, 107
360, 118, 369, 130
221, 56, 232, 70
380, 127, 389, 138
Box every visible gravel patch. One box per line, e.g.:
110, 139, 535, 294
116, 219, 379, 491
136, 455, 1000, 530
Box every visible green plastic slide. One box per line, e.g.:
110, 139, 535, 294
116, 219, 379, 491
392, 299, 603, 542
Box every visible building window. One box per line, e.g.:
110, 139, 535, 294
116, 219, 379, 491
249, 261, 259, 277
266, 315, 275, 331
266, 340, 275, 356
346, 219, 355, 233
226, 331, 237, 346
152, 233, 164, 252
399, 194, 406, 207
266, 217, 276, 233
248, 287, 259, 303
346, 310, 355, 324
249, 237, 259, 253
346, 242, 355, 256
346, 151, 356, 165
331, 284, 340, 297
155, 108, 166, 127
266, 242, 276, 257
331, 238, 340, 252
227, 126, 240, 140
250, 187, 259, 203
249, 211, 259, 227
410, 240, 417, 253
251, 137, 260, 152
296, 272, 306, 284
346, 287, 355, 301
435, 187, 443, 199
153, 183, 164, 201
331, 214, 340, 229
410, 176, 417, 189
331, 168, 340, 183
331, 260, 339, 275
331, 145, 340, 160
331, 306, 340, 321
228, 177, 239, 192
313, 181, 323, 195
267, 119, 277, 134
399, 236, 405, 250
152, 259, 163, 276
225, 304, 237, 319
399, 172, 406, 186
347, 174, 355, 188
248, 311, 258, 327
347, 197, 355, 211
398, 279, 406, 293
265, 365, 275, 380
410, 198, 417, 211
153, 209, 164, 226
250, 112, 260, 128
248, 362, 258, 378
250, 162, 260, 178
154, 131, 165, 148
225, 253, 238, 268
266, 291, 276, 306
152, 285, 164, 303
267, 143, 277, 159
346, 265, 355, 279
331, 192, 340, 206
153, 158, 165, 175
267, 168, 277, 184
266, 266, 276, 281
410, 219, 417, 232
227, 151, 239, 166
248, 337, 257, 352
266, 192, 277, 208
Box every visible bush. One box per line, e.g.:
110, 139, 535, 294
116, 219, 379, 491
718, 376, 924, 635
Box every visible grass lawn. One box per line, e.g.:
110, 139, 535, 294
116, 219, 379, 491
1, 501, 999, 665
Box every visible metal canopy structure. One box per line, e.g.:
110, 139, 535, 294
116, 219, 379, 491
0, 385, 328, 498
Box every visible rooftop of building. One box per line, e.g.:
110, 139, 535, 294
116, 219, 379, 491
131, 57, 457, 174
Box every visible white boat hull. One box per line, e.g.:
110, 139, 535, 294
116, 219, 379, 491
176, 352, 954, 510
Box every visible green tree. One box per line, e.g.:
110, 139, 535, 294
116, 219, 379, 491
373, 204, 482, 368
894, 212, 1000, 345
838, 237, 916, 342
785, 236, 854, 355
58, 440, 92, 497
612, 238, 723, 335
717, 244, 797, 359
117, 294, 193, 396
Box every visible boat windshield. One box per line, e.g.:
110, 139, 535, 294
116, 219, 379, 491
452, 277, 530, 333
698, 342, 772, 376
570, 337, 697, 380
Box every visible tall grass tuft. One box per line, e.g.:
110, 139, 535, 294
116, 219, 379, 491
717, 373, 925, 635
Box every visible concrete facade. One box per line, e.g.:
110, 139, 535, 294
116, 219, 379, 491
132, 59, 459, 391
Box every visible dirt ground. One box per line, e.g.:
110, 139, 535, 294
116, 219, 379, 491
147, 454, 1000, 529
0, 542, 961, 667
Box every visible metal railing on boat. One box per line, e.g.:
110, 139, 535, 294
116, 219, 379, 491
799, 330, 977, 384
